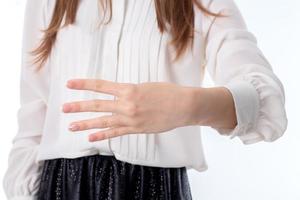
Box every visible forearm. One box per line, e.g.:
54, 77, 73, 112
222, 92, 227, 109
185, 86, 237, 133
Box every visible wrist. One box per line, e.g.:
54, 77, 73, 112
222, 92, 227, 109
179, 86, 208, 126
187, 87, 211, 126
186, 86, 237, 129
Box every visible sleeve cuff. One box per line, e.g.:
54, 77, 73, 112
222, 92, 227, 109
215, 77, 260, 142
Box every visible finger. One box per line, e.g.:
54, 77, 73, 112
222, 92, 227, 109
66, 79, 126, 97
69, 115, 128, 132
62, 99, 122, 113
88, 127, 134, 142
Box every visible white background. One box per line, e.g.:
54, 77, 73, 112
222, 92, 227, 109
0, 1, 299, 200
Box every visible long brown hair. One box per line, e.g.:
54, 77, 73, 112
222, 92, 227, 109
31, 0, 221, 72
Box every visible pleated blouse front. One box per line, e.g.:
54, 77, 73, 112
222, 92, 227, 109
37, 0, 208, 170
3, 0, 288, 199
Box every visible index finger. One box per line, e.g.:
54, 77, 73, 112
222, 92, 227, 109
66, 79, 124, 97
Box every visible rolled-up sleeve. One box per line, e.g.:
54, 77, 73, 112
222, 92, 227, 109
2, 0, 50, 199
201, 0, 288, 144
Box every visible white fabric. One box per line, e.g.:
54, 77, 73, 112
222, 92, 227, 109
3, 0, 288, 199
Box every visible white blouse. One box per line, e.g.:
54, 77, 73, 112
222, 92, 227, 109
3, 0, 288, 199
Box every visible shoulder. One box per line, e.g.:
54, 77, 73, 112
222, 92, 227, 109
25, 0, 47, 12
200, 0, 240, 13
25, 0, 56, 25
24, 0, 47, 23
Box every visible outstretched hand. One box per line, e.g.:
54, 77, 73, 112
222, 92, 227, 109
62, 79, 197, 142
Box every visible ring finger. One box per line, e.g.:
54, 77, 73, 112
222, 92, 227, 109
69, 114, 126, 132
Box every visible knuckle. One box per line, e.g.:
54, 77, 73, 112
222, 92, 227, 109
94, 81, 102, 91
108, 131, 114, 138
96, 117, 108, 127
101, 132, 108, 139
101, 119, 109, 127
112, 129, 121, 137
115, 117, 123, 126
92, 99, 101, 110
110, 117, 118, 127
80, 122, 88, 130
122, 84, 137, 98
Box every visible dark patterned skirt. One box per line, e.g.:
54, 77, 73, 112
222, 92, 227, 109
37, 154, 193, 200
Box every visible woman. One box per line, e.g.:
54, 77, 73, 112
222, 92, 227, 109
3, 0, 288, 199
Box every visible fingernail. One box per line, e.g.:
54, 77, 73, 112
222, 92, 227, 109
69, 124, 79, 131
66, 80, 74, 87
62, 104, 71, 112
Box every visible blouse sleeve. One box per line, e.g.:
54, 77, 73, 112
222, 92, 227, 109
201, 0, 288, 144
2, 0, 50, 199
